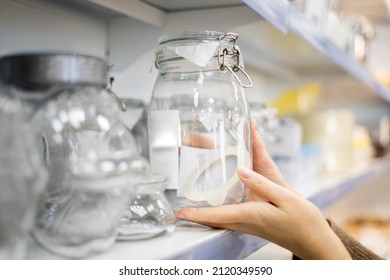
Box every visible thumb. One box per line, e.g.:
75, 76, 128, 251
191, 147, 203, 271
237, 167, 286, 205
251, 119, 289, 187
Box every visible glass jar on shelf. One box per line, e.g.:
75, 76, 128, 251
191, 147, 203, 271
0, 85, 47, 259
119, 98, 150, 161
149, 31, 252, 209
117, 174, 175, 241
249, 103, 302, 185
249, 102, 279, 148
0, 53, 144, 258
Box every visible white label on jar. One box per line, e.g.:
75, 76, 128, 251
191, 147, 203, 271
178, 145, 248, 206
149, 110, 180, 190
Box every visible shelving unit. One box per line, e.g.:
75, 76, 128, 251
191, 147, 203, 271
3, 0, 390, 260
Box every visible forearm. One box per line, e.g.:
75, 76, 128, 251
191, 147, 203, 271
292, 219, 383, 260
290, 219, 352, 260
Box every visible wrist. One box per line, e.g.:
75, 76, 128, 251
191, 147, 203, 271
293, 220, 352, 260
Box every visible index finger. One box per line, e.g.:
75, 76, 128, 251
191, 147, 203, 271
237, 167, 288, 206
176, 203, 245, 225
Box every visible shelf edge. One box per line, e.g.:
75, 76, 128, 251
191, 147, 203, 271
86, 0, 166, 27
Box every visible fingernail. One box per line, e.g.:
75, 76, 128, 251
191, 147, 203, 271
237, 167, 252, 179
251, 119, 260, 136
176, 212, 185, 220
251, 118, 257, 128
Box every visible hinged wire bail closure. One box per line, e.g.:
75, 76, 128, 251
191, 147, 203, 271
106, 76, 127, 112
218, 33, 252, 88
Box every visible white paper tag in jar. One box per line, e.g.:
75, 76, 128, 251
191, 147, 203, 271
178, 145, 243, 206
168, 41, 219, 67
149, 110, 180, 190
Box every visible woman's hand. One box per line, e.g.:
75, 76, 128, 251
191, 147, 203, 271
249, 119, 289, 188
176, 119, 351, 260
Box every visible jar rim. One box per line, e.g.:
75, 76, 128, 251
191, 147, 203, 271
158, 30, 231, 45
138, 174, 167, 185
135, 174, 168, 191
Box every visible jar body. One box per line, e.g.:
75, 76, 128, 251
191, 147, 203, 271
297, 109, 355, 174
250, 104, 303, 185
30, 87, 141, 258
119, 98, 150, 161
149, 31, 252, 209
0, 89, 47, 259
33, 182, 129, 258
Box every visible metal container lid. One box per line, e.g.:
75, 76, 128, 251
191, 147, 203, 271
0, 53, 107, 91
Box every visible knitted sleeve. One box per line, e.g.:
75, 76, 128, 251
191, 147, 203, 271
292, 219, 383, 260
326, 219, 382, 260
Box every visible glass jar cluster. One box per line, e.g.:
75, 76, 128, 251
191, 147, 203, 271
0, 53, 174, 259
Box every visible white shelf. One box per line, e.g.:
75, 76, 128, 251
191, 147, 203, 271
84, 0, 245, 27
297, 158, 390, 209
26, 222, 269, 260
26, 157, 390, 260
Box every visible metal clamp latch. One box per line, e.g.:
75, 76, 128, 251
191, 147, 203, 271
218, 33, 253, 88
107, 77, 127, 112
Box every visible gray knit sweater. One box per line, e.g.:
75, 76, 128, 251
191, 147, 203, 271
326, 219, 382, 260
